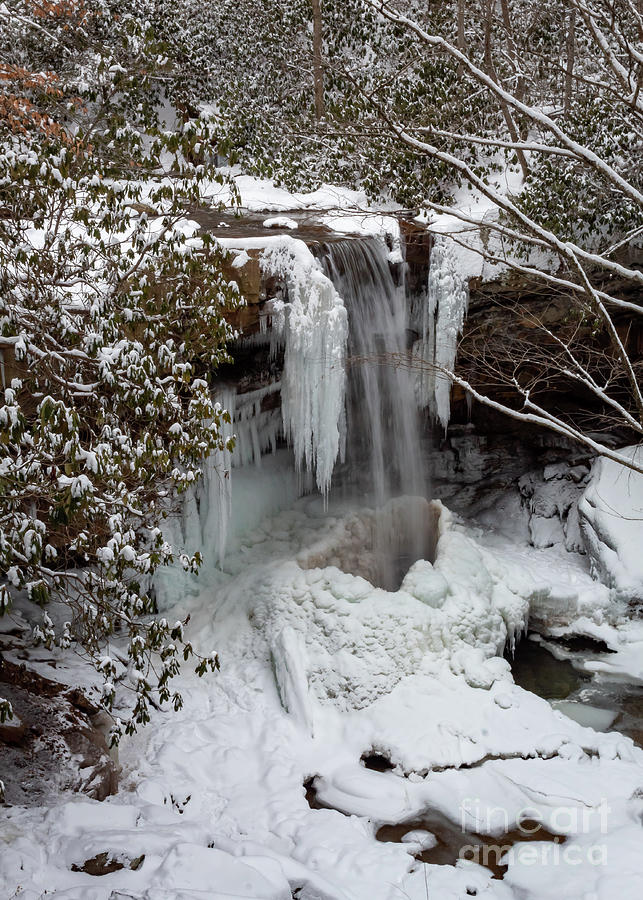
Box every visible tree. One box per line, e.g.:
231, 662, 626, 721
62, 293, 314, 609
357, 0, 643, 474
152, 0, 484, 201
311, 0, 326, 120
0, 0, 241, 739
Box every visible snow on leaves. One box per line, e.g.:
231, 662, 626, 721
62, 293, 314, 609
0, 0, 237, 739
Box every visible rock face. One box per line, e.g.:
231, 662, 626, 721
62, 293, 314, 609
579, 445, 643, 600
0, 656, 118, 806
426, 421, 590, 542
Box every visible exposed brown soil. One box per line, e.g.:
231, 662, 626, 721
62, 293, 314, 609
305, 775, 566, 880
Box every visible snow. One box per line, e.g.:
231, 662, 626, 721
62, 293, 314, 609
579, 444, 643, 599
263, 216, 299, 230
412, 234, 469, 429
320, 212, 403, 261
230, 248, 251, 268
204, 169, 386, 215
6, 486, 643, 900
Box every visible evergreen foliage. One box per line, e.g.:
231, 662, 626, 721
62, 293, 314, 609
0, 0, 240, 740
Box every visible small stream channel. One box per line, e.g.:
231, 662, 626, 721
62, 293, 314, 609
305, 775, 566, 881
508, 634, 643, 747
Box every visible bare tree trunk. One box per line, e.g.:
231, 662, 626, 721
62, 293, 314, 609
457, 0, 466, 74
483, 0, 529, 179
564, 6, 577, 116
499, 0, 524, 103
312, 0, 325, 121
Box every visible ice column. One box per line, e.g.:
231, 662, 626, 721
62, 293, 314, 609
413, 235, 469, 430
261, 237, 348, 498
195, 386, 236, 566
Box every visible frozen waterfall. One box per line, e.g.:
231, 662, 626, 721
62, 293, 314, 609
218, 235, 348, 498
163, 230, 469, 581
412, 234, 469, 431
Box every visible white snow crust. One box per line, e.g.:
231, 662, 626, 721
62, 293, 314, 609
579, 444, 643, 599
5, 481, 643, 900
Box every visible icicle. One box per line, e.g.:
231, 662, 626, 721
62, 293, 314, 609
413, 235, 469, 431
231, 383, 283, 468
197, 387, 235, 566
259, 237, 348, 499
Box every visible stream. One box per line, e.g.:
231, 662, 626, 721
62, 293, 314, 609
509, 634, 643, 746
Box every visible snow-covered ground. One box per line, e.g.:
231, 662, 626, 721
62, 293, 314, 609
3, 457, 643, 900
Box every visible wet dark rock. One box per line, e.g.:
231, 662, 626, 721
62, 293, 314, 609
376, 812, 565, 880
544, 634, 615, 654
0, 713, 27, 744
303, 777, 325, 810
71, 852, 144, 876
361, 752, 395, 773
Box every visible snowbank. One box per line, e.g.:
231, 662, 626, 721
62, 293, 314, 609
579, 445, 643, 599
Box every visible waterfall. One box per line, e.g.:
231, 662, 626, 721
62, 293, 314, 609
319, 238, 430, 589
163, 232, 450, 589
320, 238, 425, 503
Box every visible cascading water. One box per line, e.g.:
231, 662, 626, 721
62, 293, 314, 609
319, 238, 431, 589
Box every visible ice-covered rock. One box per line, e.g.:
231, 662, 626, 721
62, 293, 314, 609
518, 464, 588, 552
579, 445, 643, 598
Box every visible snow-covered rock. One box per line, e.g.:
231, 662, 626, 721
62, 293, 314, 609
579, 445, 643, 599
263, 216, 299, 230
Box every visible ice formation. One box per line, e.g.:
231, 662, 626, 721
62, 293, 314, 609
264, 239, 348, 498
413, 234, 469, 430
194, 384, 284, 564
220, 235, 348, 499
156, 383, 290, 583
229, 383, 283, 469
230, 500, 532, 714
161, 235, 348, 573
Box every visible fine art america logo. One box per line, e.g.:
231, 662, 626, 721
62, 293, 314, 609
458, 798, 611, 869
